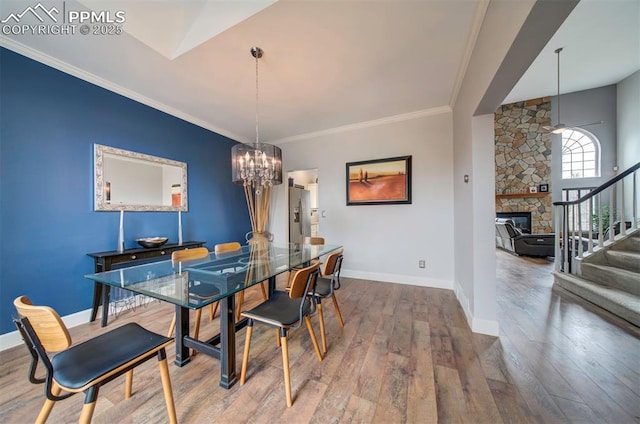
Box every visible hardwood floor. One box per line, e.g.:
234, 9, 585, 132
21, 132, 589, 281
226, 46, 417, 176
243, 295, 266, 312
1, 252, 638, 423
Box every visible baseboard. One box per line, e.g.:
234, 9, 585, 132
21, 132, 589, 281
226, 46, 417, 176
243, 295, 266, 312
453, 280, 499, 337
471, 317, 500, 336
340, 269, 453, 289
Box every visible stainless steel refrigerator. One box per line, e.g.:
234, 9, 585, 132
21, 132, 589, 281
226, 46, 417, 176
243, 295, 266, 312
289, 187, 311, 246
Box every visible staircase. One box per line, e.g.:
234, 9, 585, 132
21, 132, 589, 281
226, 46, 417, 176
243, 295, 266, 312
554, 229, 640, 326
552, 162, 639, 327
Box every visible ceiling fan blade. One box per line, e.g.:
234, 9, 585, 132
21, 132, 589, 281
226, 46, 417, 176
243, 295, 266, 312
543, 120, 602, 134
543, 123, 567, 134
566, 120, 603, 128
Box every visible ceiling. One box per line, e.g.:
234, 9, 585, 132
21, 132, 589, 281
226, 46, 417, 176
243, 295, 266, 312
504, 0, 639, 105
1, 0, 638, 144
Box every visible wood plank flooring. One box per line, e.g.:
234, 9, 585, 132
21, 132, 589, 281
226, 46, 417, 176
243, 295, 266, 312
1, 251, 639, 423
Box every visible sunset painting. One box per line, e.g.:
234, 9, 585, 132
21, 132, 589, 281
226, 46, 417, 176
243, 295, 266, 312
346, 156, 412, 205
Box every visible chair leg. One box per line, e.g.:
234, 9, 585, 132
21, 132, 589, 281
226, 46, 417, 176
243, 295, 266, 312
167, 313, 176, 338
236, 292, 245, 321
276, 329, 281, 347
79, 386, 99, 424
79, 401, 97, 424
259, 281, 268, 300
125, 369, 133, 399
280, 330, 293, 407
332, 293, 345, 327
36, 380, 61, 424
304, 316, 323, 362
158, 350, 177, 424
211, 301, 219, 321
240, 322, 253, 385
317, 301, 328, 354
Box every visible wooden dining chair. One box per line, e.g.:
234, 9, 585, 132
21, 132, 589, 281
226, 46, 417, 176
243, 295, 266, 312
310, 249, 345, 354
216, 242, 268, 321
167, 247, 212, 354
240, 261, 324, 407
13, 296, 177, 424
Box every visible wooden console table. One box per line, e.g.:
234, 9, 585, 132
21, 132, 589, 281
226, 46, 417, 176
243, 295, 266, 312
88, 241, 206, 327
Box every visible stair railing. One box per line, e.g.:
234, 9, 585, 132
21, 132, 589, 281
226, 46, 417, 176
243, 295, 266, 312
553, 162, 639, 275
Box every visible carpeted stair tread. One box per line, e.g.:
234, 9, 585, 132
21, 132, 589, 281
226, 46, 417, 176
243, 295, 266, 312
553, 272, 640, 327
580, 263, 640, 296
611, 233, 640, 252
603, 250, 640, 273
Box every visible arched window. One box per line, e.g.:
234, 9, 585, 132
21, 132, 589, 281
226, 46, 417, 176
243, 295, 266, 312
561, 128, 600, 179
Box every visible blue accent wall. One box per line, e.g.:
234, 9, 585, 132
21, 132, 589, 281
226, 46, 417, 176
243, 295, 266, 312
0, 48, 250, 335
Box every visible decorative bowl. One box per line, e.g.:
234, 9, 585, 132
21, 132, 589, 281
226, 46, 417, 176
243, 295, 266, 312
136, 237, 169, 248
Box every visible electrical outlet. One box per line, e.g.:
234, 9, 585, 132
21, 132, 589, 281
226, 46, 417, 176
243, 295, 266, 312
419, 260, 425, 268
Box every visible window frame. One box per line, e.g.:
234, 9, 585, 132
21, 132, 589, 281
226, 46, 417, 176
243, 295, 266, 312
561, 128, 601, 180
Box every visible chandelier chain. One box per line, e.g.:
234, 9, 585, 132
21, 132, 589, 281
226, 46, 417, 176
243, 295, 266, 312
255, 48, 259, 145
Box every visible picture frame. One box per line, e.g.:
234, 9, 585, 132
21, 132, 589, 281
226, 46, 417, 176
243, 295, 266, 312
529, 186, 538, 193
346, 156, 412, 205
538, 183, 549, 193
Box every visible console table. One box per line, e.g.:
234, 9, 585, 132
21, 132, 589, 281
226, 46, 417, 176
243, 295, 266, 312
87, 241, 206, 327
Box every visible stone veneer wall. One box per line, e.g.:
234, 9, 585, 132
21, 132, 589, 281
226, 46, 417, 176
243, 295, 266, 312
495, 97, 553, 234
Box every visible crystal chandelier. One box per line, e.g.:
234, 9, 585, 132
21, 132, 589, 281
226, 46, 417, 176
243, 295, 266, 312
231, 47, 282, 243
232, 47, 282, 196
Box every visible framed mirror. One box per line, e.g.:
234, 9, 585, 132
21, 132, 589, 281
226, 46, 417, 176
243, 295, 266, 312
94, 144, 188, 211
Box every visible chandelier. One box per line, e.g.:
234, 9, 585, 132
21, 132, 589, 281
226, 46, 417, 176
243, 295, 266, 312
231, 47, 282, 243
232, 47, 282, 195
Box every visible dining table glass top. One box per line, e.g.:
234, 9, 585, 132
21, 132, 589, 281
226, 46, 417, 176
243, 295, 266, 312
84, 243, 342, 309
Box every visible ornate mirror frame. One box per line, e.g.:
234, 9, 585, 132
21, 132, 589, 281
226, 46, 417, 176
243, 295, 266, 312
94, 144, 188, 212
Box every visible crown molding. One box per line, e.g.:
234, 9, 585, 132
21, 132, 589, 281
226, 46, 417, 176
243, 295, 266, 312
271, 106, 452, 145
1, 37, 453, 146
449, 0, 490, 108
0, 37, 247, 143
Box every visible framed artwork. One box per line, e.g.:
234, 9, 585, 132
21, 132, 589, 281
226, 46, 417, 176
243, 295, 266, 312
539, 183, 549, 193
529, 186, 538, 193
346, 156, 412, 205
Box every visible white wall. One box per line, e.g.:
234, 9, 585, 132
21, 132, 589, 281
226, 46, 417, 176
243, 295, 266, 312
452, 0, 537, 336
272, 112, 455, 288
617, 70, 640, 222
617, 70, 640, 171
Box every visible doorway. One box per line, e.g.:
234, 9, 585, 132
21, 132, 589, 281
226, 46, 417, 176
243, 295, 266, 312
287, 169, 319, 245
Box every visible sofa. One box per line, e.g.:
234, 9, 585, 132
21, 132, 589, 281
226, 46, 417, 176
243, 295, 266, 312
495, 218, 555, 257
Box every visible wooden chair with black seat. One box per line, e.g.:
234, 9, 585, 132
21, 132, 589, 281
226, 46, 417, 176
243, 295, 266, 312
13, 296, 177, 424
167, 247, 213, 355
215, 242, 268, 321
240, 261, 324, 407
310, 248, 345, 354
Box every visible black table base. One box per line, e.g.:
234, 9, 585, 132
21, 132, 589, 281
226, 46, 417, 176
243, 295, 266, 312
173, 275, 276, 389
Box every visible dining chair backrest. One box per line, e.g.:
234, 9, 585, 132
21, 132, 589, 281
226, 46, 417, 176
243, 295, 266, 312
215, 242, 242, 254
289, 261, 320, 299
303, 236, 325, 245
321, 249, 343, 276
14, 296, 71, 352
171, 247, 209, 266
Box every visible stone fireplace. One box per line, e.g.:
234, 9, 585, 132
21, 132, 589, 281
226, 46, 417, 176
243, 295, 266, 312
495, 97, 553, 234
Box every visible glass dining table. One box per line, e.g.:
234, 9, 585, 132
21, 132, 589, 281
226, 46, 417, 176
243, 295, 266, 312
84, 242, 342, 389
